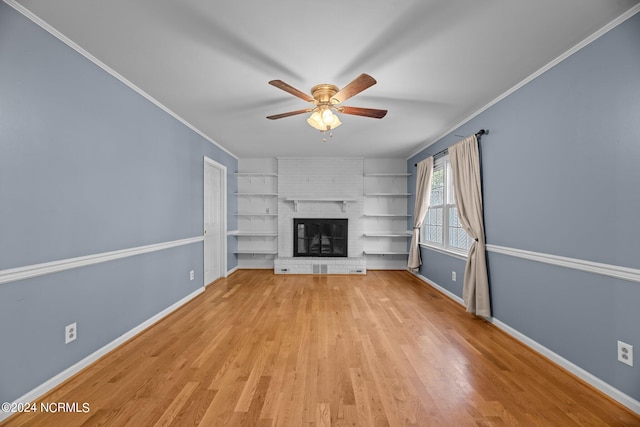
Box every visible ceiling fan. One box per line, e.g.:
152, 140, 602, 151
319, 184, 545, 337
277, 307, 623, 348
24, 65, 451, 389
266, 73, 387, 133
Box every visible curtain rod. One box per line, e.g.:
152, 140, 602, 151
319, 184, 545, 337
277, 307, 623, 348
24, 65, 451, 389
414, 129, 488, 167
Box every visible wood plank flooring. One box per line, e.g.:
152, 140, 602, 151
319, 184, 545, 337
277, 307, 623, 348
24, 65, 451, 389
2, 270, 639, 426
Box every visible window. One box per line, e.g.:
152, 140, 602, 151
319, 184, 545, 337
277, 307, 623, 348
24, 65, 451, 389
421, 156, 472, 255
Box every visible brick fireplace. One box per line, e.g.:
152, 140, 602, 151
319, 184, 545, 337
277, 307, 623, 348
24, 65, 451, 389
275, 158, 366, 274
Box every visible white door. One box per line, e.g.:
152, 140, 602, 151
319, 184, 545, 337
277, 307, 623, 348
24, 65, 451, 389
204, 157, 226, 286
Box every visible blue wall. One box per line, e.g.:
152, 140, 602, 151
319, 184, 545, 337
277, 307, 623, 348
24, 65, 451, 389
408, 12, 640, 402
0, 3, 237, 403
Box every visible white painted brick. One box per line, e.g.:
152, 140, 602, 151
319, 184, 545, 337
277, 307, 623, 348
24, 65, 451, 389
277, 158, 365, 258
236, 157, 409, 272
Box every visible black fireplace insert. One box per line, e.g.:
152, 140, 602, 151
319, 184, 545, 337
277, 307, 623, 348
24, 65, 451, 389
293, 218, 347, 257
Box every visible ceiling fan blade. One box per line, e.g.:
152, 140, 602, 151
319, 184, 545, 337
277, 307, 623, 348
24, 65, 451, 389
266, 109, 311, 120
339, 106, 387, 119
268, 80, 314, 103
332, 73, 377, 104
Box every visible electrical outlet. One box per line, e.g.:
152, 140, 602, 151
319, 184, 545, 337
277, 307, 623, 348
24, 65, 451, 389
618, 341, 633, 367
452, 271, 456, 281
65, 322, 77, 344
190, 270, 195, 281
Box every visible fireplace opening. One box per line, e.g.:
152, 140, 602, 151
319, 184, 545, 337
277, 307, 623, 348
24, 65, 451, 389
294, 218, 347, 257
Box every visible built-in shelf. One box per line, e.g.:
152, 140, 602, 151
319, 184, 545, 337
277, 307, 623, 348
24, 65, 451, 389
363, 163, 411, 269
234, 212, 278, 217
235, 192, 278, 197
363, 232, 412, 237
234, 250, 278, 255
364, 173, 411, 177
364, 193, 411, 197
231, 232, 278, 237
284, 197, 357, 213
284, 197, 357, 202
235, 166, 278, 268
363, 251, 410, 255
234, 172, 278, 177
363, 213, 411, 217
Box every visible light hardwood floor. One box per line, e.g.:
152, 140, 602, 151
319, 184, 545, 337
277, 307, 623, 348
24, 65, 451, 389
2, 270, 639, 426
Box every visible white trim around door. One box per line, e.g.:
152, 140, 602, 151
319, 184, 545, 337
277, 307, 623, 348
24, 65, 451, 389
204, 157, 227, 286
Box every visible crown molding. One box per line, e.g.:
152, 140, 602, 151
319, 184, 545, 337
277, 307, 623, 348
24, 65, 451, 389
3, 0, 238, 160
406, 4, 640, 160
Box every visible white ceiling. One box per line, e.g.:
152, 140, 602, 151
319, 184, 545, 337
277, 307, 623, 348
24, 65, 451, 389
11, 0, 640, 158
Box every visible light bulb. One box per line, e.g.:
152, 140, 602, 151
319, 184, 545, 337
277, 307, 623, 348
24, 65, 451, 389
307, 109, 341, 131
306, 111, 324, 130
322, 109, 334, 125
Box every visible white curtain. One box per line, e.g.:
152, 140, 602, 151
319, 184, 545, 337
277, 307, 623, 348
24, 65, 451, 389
449, 135, 491, 317
408, 157, 434, 271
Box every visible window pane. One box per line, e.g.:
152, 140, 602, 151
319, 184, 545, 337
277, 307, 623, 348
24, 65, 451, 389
429, 225, 442, 244
424, 207, 443, 244
448, 207, 471, 251
421, 158, 471, 255
430, 168, 444, 205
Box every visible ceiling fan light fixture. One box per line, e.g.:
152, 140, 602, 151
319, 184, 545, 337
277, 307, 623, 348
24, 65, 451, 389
306, 111, 324, 130
326, 113, 341, 130
322, 108, 334, 123
307, 108, 341, 131
268, 74, 384, 134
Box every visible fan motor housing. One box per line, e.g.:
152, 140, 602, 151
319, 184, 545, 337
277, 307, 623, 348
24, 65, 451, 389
311, 84, 339, 103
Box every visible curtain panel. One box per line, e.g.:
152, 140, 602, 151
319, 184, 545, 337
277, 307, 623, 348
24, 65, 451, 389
408, 157, 433, 271
449, 135, 491, 317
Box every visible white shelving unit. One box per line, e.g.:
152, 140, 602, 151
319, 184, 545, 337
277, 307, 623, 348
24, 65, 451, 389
363, 160, 412, 270
234, 160, 278, 268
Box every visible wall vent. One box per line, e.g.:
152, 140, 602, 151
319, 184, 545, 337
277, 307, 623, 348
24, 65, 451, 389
313, 264, 328, 274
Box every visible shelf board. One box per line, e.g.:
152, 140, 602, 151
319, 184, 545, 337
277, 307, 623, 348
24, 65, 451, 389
284, 197, 357, 202
363, 232, 412, 237
363, 213, 411, 217
232, 232, 278, 237
234, 213, 278, 216
234, 172, 278, 177
235, 193, 278, 197
364, 173, 411, 177
234, 250, 278, 254
364, 251, 410, 255
364, 193, 411, 197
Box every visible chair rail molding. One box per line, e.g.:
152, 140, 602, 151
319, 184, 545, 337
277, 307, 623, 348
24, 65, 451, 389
0, 236, 204, 286
486, 244, 640, 285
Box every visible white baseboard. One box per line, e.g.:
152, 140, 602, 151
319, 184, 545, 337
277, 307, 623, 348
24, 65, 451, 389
226, 266, 239, 276
413, 272, 465, 306
0, 287, 205, 423
411, 272, 640, 416
492, 319, 640, 415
